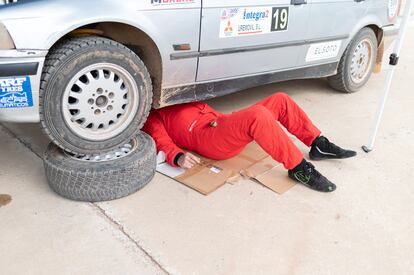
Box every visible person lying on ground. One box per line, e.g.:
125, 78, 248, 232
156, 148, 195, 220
142, 92, 356, 193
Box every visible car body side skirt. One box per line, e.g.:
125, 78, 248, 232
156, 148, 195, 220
158, 62, 338, 108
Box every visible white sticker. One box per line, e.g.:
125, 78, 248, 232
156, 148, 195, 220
220, 7, 289, 38
150, 0, 195, 6
306, 40, 342, 62
388, 0, 400, 21
209, 166, 222, 174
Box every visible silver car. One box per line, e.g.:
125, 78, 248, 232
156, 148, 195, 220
0, 0, 401, 154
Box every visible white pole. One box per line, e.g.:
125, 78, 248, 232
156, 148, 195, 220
363, 0, 414, 153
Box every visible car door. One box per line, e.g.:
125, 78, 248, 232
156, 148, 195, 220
196, 0, 310, 82
138, 0, 202, 88
301, 0, 369, 66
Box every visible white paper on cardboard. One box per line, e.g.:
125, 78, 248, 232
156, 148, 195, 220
156, 151, 186, 178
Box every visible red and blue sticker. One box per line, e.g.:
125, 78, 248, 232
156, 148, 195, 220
0, 76, 33, 108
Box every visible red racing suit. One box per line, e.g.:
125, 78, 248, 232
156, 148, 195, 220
142, 93, 321, 170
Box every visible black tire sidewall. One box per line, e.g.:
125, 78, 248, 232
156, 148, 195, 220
42, 39, 152, 154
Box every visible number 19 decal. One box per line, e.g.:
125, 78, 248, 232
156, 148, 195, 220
271, 7, 289, 32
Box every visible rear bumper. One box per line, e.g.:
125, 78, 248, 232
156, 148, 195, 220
0, 50, 46, 122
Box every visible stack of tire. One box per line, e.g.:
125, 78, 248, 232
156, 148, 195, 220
41, 37, 156, 202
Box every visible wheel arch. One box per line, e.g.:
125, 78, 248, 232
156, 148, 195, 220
46, 21, 163, 107
347, 12, 384, 44
365, 24, 384, 46
345, 13, 385, 64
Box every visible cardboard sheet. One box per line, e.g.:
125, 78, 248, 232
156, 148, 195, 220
156, 142, 296, 195
175, 164, 233, 195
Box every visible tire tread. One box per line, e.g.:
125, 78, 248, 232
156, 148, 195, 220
43, 132, 156, 202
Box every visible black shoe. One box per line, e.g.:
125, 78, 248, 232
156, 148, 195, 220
310, 136, 357, 160
288, 160, 336, 192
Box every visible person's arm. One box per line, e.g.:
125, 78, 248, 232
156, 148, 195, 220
142, 111, 185, 167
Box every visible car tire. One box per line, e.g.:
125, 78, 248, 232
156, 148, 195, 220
43, 131, 156, 202
40, 36, 152, 155
328, 27, 378, 93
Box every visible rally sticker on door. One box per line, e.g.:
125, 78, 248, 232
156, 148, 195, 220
0, 76, 33, 108
306, 40, 342, 62
220, 6, 289, 38
388, 0, 400, 21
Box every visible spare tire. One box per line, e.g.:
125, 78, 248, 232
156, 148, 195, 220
43, 131, 156, 202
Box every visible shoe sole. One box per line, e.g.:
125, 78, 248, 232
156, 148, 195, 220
302, 181, 337, 192
309, 153, 357, 161
288, 174, 337, 193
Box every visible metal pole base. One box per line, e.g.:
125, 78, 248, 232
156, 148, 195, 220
362, 146, 372, 153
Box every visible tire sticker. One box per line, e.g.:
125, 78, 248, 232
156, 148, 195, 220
220, 6, 289, 38
0, 76, 33, 108
306, 40, 342, 62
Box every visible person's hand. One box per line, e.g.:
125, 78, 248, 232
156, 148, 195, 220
177, 152, 201, 169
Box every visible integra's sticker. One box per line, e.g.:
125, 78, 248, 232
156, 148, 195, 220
220, 6, 289, 38
0, 76, 33, 108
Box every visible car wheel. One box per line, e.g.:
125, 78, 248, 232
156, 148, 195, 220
40, 36, 152, 155
43, 131, 156, 202
328, 27, 378, 93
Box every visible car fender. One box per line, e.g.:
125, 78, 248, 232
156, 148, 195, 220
332, 13, 385, 70
0, 2, 167, 58
348, 14, 384, 45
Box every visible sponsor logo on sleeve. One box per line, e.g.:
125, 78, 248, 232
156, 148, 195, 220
0, 77, 33, 108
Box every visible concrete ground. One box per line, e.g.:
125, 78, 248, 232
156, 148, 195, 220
1, 25, 414, 275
